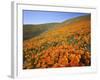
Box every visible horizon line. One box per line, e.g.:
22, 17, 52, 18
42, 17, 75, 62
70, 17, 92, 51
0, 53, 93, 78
23, 14, 90, 25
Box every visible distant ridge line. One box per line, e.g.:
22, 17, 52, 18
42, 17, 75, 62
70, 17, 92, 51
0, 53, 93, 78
24, 14, 90, 26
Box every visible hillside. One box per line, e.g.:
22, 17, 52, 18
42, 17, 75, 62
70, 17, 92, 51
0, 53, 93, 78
23, 15, 90, 40
23, 14, 91, 69
23, 23, 60, 40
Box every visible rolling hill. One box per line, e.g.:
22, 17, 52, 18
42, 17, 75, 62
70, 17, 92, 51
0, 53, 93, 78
23, 14, 91, 69
23, 23, 60, 40
23, 15, 90, 40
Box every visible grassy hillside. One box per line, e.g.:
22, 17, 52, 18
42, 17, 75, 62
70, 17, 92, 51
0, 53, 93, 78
23, 14, 91, 69
23, 23, 60, 40
23, 15, 90, 40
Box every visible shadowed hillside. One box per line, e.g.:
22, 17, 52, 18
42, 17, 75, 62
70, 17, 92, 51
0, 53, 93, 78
23, 23, 60, 40
23, 14, 91, 69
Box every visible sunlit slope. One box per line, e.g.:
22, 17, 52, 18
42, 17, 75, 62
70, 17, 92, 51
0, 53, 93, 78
23, 15, 91, 69
24, 15, 90, 48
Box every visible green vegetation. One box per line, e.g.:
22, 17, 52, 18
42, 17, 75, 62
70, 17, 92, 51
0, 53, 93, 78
23, 23, 59, 40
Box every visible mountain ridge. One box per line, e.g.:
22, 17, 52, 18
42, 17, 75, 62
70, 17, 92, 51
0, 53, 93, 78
23, 14, 90, 40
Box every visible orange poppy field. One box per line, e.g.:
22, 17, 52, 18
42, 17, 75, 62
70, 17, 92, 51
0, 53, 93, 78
23, 14, 91, 69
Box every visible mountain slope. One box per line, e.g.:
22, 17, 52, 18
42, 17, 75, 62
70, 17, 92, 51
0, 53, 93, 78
23, 15, 90, 40
23, 14, 91, 69
23, 23, 60, 40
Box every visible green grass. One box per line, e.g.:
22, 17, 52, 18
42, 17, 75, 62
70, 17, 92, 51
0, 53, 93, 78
23, 23, 59, 40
